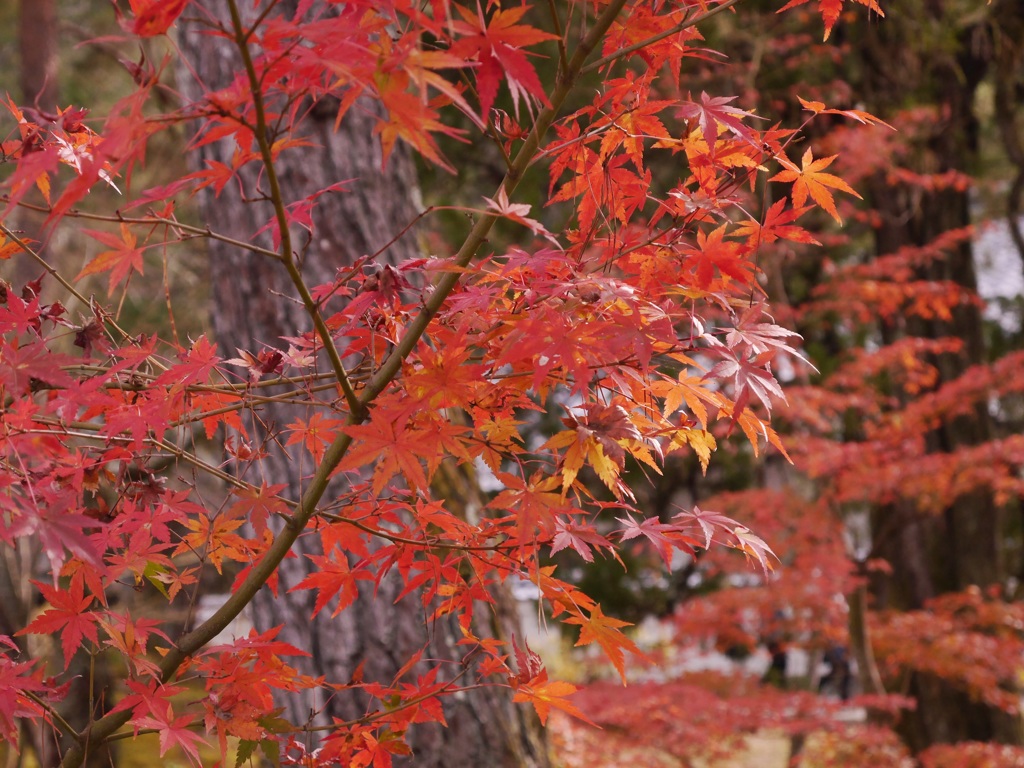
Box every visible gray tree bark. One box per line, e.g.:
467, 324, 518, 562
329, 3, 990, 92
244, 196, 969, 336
178, 4, 548, 766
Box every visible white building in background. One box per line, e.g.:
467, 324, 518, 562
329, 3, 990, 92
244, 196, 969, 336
974, 217, 1024, 330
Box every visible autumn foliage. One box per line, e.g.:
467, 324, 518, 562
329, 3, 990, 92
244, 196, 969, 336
4, 0, 1005, 765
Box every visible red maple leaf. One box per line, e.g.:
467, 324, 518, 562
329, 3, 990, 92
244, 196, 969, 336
288, 554, 367, 618
732, 526, 778, 574
449, 5, 558, 119
705, 348, 786, 415
672, 505, 744, 550
18, 580, 99, 669
550, 518, 614, 563
489, 471, 570, 539
285, 412, 346, 464
226, 484, 290, 537
615, 513, 697, 567
678, 92, 763, 150
0, 639, 50, 745
725, 304, 807, 361
511, 635, 545, 684
126, 0, 190, 38
134, 704, 203, 763
339, 413, 436, 495
778, 0, 884, 41
226, 347, 285, 384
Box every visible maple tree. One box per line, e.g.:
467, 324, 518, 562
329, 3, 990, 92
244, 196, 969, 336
0, 0, 954, 765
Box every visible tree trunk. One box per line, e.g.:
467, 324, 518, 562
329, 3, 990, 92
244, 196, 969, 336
11, 0, 59, 292
177, 5, 548, 766
19, 0, 58, 110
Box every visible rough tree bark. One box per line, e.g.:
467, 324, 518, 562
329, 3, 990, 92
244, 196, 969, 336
178, 5, 548, 766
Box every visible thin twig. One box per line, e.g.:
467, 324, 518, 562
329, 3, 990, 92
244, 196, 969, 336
22, 690, 81, 745
318, 510, 510, 552
4, 199, 284, 261
227, 0, 362, 415
0, 223, 138, 347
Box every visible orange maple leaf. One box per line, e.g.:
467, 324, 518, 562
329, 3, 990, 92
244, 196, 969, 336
564, 603, 646, 682
77, 223, 145, 295
284, 412, 345, 465
769, 148, 861, 223
797, 95, 894, 129
0, 235, 23, 260
175, 514, 249, 574
513, 672, 596, 726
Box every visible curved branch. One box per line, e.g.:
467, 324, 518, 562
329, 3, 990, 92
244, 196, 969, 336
58, 0, 635, 763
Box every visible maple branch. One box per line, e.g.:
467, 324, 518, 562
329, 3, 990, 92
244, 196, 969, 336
34, 370, 345, 406
580, 0, 744, 75
485, 119, 515, 173
36, 365, 357, 430
24, 414, 278, 501
101, 676, 489, 745
151, 436, 271, 494
3, 200, 285, 262
283, 667, 485, 736
0, 223, 137, 348
225, 0, 361, 416
170, 382, 345, 428
317, 510, 510, 552
545, 0, 569, 74
103, 727, 167, 743
60, 1, 632, 762
285, 267, 361, 413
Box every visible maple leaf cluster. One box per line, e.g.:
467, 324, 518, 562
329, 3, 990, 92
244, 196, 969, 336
0, 0, 885, 764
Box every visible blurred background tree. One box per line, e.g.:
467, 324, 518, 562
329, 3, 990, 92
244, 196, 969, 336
558, 0, 1024, 763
